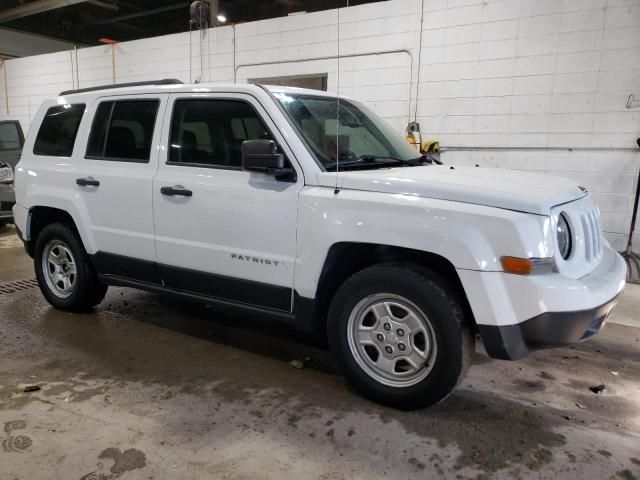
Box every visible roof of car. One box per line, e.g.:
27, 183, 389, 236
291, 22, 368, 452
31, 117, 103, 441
56, 81, 341, 101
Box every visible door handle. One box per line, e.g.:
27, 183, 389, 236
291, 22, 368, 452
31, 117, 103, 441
76, 177, 100, 187
161, 186, 192, 197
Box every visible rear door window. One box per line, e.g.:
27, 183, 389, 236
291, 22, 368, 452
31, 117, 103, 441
33, 104, 85, 157
86, 100, 159, 163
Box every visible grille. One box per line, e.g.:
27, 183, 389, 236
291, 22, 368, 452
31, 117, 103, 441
0, 278, 39, 295
580, 208, 603, 262
0, 201, 14, 212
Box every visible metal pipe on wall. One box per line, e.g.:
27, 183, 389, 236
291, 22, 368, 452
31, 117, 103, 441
235, 49, 415, 124
2, 61, 8, 115
441, 146, 639, 152
75, 45, 80, 89
414, 0, 425, 122
69, 50, 75, 89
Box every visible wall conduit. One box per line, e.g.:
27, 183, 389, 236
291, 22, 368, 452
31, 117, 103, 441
234, 49, 415, 124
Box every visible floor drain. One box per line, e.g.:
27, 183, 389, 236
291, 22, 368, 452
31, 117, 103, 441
0, 278, 39, 295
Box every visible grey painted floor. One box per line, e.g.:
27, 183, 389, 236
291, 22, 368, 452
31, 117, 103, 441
0, 225, 639, 480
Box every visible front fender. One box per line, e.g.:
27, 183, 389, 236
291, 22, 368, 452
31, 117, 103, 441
294, 187, 552, 299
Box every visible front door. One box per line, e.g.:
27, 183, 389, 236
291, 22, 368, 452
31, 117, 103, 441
152, 93, 302, 311
73, 94, 167, 283
0, 120, 24, 169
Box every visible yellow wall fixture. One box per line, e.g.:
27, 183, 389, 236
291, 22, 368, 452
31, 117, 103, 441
405, 121, 421, 151
422, 140, 440, 154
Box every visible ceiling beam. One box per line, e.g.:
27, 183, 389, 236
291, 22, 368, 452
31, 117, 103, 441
0, 0, 116, 24
88, 2, 190, 25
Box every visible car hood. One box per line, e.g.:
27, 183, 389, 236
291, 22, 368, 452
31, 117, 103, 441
316, 165, 587, 215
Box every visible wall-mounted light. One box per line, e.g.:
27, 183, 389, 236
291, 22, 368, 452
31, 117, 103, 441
216, 14, 227, 23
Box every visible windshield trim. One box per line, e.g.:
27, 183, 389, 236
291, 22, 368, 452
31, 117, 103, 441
261, 86, 420, 173
257, 84, 329, 172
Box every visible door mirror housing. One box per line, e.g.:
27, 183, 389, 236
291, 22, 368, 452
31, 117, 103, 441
241, 139, 296, 181
242, 139, 284, 171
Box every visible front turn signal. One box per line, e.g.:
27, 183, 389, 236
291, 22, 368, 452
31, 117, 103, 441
500, 256, 557, 275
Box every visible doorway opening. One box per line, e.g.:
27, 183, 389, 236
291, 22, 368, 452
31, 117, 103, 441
249, 73, 328, 91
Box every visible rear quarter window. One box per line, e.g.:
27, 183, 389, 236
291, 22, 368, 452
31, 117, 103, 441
33, 104, 86, 157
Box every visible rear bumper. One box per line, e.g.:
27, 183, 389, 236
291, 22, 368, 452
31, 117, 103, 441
477, 294, 619, 360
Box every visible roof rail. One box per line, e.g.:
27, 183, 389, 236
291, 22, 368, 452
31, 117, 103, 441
59, 78, 184, 96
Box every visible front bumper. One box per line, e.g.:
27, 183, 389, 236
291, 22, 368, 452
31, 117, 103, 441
0, 183, 15, 221
477, 294, 619, 360
458, 245, 627, 360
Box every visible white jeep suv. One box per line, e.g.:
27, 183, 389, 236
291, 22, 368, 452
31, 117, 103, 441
13, 80, 626, 409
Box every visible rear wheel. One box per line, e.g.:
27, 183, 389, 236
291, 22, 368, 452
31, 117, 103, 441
328, 263, 473, 410
34, 223, 107, 311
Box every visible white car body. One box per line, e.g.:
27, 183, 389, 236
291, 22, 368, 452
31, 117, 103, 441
13, 82, 627, 361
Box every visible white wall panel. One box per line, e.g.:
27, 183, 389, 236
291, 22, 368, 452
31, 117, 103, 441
0, 0, 638, 249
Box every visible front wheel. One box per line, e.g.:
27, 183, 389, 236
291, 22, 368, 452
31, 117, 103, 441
328, 263, 474, 410
34, 223, 107, 311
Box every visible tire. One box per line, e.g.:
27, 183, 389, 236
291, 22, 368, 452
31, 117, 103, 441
34, 222, 107, 312
328, 263, 474, 410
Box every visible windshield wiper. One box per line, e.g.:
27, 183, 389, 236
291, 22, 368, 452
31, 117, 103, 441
325, 155, 421, 170
414, 154, 443, 165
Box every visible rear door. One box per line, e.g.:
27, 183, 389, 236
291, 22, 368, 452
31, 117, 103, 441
74, 94, 167, 283
152, 92, 303, 311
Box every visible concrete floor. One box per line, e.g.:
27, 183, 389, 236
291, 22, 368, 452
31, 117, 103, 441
0, 225, 639, 480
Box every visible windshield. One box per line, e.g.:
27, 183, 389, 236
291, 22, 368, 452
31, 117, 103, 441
274, 92, 420, 171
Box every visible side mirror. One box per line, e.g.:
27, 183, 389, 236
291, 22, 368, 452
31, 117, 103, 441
241, 139, 296, 181
242, 139, 284, 171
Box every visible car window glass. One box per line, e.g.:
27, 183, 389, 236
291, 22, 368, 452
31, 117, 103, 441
33, 104, 85, 157
276, 93, 419, 171
86, 102, 112, 157
0, 122, 22, 151
169, 99, 273, 168
86, 100, 159, 162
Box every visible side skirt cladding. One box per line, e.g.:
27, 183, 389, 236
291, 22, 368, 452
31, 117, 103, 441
90, 252, 320, 332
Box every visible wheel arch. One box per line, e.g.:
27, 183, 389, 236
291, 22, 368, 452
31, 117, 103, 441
25, 206, 85, 257
295, 242, 477, 337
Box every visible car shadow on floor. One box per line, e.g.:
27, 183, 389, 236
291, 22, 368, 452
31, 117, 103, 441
100, 287, 339, 374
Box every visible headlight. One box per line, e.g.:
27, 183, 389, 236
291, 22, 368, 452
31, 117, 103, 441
0, 163, 13, 184
557, 213, 572, 260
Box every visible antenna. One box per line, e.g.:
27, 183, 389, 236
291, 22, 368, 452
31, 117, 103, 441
334, 5, 340, 194
334, 1, 348, 194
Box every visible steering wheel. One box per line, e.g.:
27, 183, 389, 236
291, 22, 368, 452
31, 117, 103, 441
337, 150, 358, 162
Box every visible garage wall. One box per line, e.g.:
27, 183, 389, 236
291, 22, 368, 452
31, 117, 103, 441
0, 0, 639, 249
0, 28, 76, 58
417, 0, 640, 252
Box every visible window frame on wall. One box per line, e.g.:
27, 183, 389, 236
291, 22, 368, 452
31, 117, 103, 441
167, 98, 280, 171
248, 74, 328, 91
33, 104, 86, 157
84, 99, 160, 164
